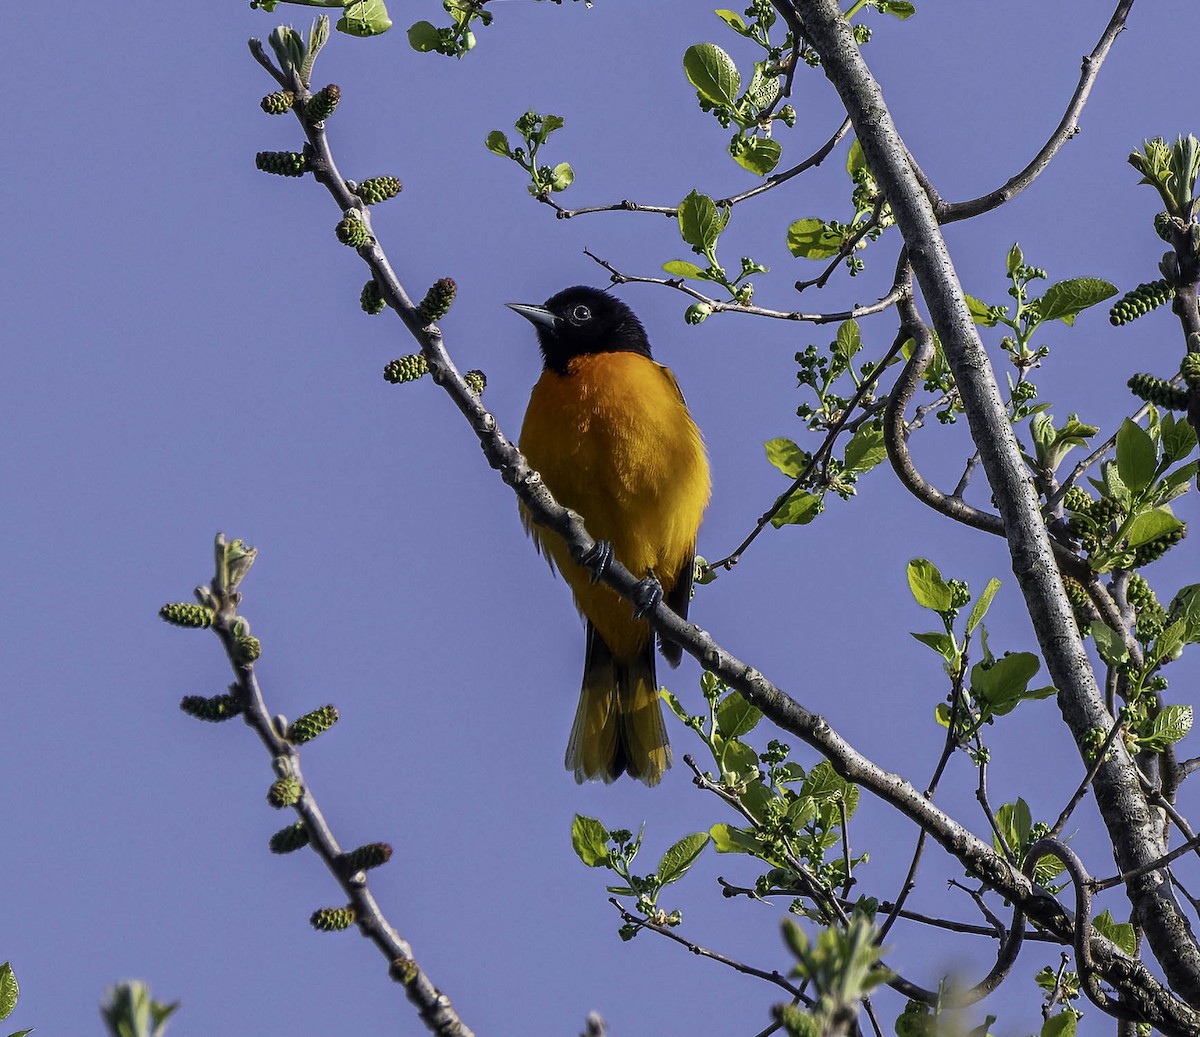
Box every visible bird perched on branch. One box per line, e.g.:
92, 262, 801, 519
509, 286, 710, 786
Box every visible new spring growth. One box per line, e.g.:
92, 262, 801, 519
267, 777, 302, 808
1109, 279, 1176, 325
357, 176, 402, 205
335, 213, 370, 248
1181, 353, 1200, 389
159, 602, 213, 628
340, 843, 393, 873
463, 369, 486, 396
1128, 373, 1189, 411
305, 84, 340, 123
260, 90, 295, 115
269, 821, 310, 854
417, 278, 457, 323
180, 693, 243, 722
310, 906, 356, 931
214, 534, 258, 595
360, 279, 386, 314
288, 704, 339, 744
256, 151, 308, 177
384, 354, 428, 384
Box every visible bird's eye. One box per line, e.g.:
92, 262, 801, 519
571, 305, 592, 323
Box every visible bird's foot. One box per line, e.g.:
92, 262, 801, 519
581, 540, 614, 584
631, 575, 663, 620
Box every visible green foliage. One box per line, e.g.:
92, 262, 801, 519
1063, 409, 1195, 573
664, 674, 864, 917
683, 5, 796, 176
1128, 135, 1200, 221
663, 191, 767, 305
0, 963, 31, 1037
993, 800, 1065, 886
908, 560, 1054, 755
786, 140, 897, 276
100, 981, 178, 1037
1093, 909, 1137, 956
405, 0, 591, 56
780, 914, 893, 1035
569, 815, 708, 938
486, 111, 574, 196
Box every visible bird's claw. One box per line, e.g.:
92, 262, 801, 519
632, 575, 664, 620
582, 540, 614, 584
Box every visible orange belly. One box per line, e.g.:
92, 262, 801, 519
518, 351, 710, 658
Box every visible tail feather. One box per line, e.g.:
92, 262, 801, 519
565, 623, 672, 786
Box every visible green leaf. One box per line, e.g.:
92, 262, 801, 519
875, 0, 916, 17
536, 113, 565, 140
677, 189, 726, 252
710, 822, 760, 854
765, 437, 807, 478
549, 162, 574, 191
662, 689, 691, 724
656, 832, 710, 884
1146, 704, 1193, 749
8, 1029, 35, 1037
994, 798, 1031, 855
910, 631, 958, 664
970, 652, 1041, 714
406, 19, 441, 50
1036, 277, 1118, 326
967, 578, 1001, 634
907, 558, 954, 612
834, 319, 862, 365
1171, 585, 1200, 642
683, 42, 741, 107
802, 761, 859, 819
716, 691, 762, 738
339, 0, 392, 36
730, 136, 781, 176
0, 964, 15, 1023
1161, 461, 1199, 501
1162, 412, 1198, 463
1153, 619, 1186, 667
846, 138, 866, 177
661, 259, 708, 280
1090, 620, 1129, 666
714, 9, 748, 32
1126, 507, 1184, 549
843, 426, 886, 474
786, 218, 842, 259
571, 815, 610, 867
1006, 242, 1024, 276
1115, 418, 1158, 494
964, 293, 999, 327
745, 65, 780, 111
1041, 1011, 1078, 1037
772, 492, 822, 527
484, 130, 510, 157
1093, 909, 1137, 956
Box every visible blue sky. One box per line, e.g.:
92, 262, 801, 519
5, 2, 1200, 1035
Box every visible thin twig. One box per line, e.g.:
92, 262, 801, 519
581, 247, 906, 325
607, 898, 808, 1000
936, 1, 1136, 224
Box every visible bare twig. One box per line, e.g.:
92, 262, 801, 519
607, 898, 808, 1000
936, 1, 1136, 224
582, 247, 906, 325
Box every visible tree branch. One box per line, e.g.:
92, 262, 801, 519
781, 0, 1200, 1016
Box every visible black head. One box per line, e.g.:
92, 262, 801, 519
507, 286, 652, 375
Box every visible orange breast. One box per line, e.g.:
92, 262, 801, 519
518, 351, 710, 657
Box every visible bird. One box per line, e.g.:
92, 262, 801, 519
508, 286, 710, 786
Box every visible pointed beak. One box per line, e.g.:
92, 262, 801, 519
506, 302, 561, 331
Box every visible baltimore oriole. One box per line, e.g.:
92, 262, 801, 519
509, 286, 711, 786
